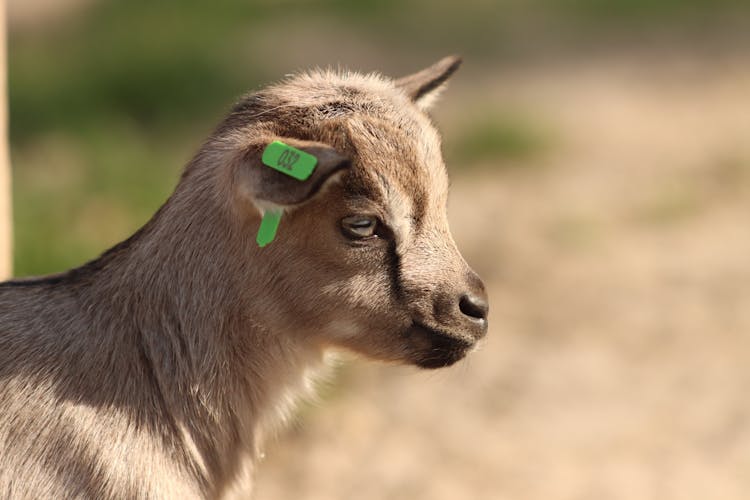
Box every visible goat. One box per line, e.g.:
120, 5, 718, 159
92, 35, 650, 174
0, 56, 489, 499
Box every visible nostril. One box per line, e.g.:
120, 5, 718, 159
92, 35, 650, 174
459, 294, 489, 321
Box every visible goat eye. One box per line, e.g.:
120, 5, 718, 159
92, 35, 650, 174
341, 215, 378, 239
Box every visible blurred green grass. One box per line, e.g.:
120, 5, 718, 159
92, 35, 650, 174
447, 113, 550, 169
9, 0, 750, 276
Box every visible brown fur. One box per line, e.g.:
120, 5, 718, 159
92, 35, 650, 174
0, 56, 488, 498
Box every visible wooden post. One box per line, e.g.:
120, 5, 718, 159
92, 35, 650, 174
0, 0, 10, 280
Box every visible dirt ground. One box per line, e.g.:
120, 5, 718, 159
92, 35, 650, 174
254, 52, 750, 500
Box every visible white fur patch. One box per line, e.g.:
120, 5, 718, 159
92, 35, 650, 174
325, 318, 364, 341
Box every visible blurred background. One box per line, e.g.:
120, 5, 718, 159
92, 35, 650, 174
7, 0, 750, 498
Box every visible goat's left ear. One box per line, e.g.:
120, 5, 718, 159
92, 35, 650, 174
237, 138, 351, 207
395, 55, 462, 111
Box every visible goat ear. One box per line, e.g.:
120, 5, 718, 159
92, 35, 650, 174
395, 55, 462, 110
238, 138, 351, 207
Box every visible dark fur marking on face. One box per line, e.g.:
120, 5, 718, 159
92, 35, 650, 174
386, 238, 404, 301
409, 185, 428, 232
369, 172, 408, 301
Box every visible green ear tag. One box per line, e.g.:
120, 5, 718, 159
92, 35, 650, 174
256, 141, 318, 247
256, 210, 282, 247
261, 141, 318, 181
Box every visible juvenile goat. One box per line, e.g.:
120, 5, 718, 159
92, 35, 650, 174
0, 56, 489, 499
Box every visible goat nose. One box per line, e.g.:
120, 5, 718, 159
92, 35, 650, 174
459, 293, 489, 323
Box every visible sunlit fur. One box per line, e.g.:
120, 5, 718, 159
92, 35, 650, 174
0, 56, 487, 498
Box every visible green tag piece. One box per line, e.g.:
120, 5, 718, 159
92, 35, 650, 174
261, 141, 318, 181
256, 210, 282, 247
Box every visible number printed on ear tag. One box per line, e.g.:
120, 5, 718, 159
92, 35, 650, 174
261, 141, 318, 181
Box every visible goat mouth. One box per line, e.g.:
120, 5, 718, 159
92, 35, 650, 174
407, 322, 474, 369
